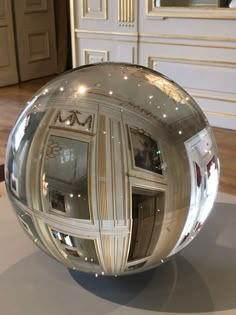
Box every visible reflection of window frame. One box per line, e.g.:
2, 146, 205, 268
11, 173, 19, 197
126, 257, 148, 271
40, 128, 95, 222
128, 127, 165, 182
146, 0, 236, 19
48, 227, 101, 267
154, 0, 227, 7
18, 215, 34, 237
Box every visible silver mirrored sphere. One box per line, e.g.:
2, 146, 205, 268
5, 63, 220, 276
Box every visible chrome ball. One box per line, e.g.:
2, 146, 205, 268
5, 63, 220, 275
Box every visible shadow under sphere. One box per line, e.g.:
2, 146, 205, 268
69, 202, 236, 313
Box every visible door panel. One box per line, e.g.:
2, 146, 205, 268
13, 0, 57, 81
0, 0, 18, 87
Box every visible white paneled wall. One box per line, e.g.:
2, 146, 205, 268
70, 0, 236, 130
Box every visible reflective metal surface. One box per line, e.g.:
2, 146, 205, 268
5, 63, 220, 275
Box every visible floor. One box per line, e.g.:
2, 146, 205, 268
0, 77, 236, 196
0, 192, 236, 315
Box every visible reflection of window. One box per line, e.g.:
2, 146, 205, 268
154, 0, 228, 7
11, 173, 19, 197
195, 162, 202, 188
128, 187, 165, 261
43, 136, 90, 219
51, 229, 99, 264
130, 129, 162, 175
49, 190, 66, 212
198, 155, 218, 224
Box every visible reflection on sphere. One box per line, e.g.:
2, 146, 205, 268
5, 63, 219, 276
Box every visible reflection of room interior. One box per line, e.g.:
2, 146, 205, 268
6, 81, 218, 274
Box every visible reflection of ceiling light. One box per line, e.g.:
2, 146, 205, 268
95, 273, 98, 277
78, 85, 87, 94
176, 107, 179, 111
70, 194, 73, 198
163, 114, 167, 118
102, 272, 105, 275
109, 91, 113, 95
179, 130, 182, 134
124, 76, 128, 80
78, 194, 81, 198
60, 87, 64, 91
149, 95, 153, 99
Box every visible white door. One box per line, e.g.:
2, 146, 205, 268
0, 0, 18, 87
13, 0, 57, 81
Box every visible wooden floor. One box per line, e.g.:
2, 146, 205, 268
0, 77, 236, 196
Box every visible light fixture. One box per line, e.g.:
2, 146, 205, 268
78, 85, 87, 94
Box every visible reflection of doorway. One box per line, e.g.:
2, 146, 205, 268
128, 187, 165, 261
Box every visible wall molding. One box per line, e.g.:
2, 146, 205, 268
189, 88, 236, 104
139, 39, 236, 50
81, 0, 107, 19
140, 32, 236, 43
118, 0, 134, 26
75, 29, 138, 37
204, 110, 236, 118
83, 49, 109, 64
148, 55, 236, 69
74, 29, 236, 45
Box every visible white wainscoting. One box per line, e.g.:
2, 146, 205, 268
70, 0, 236, 130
